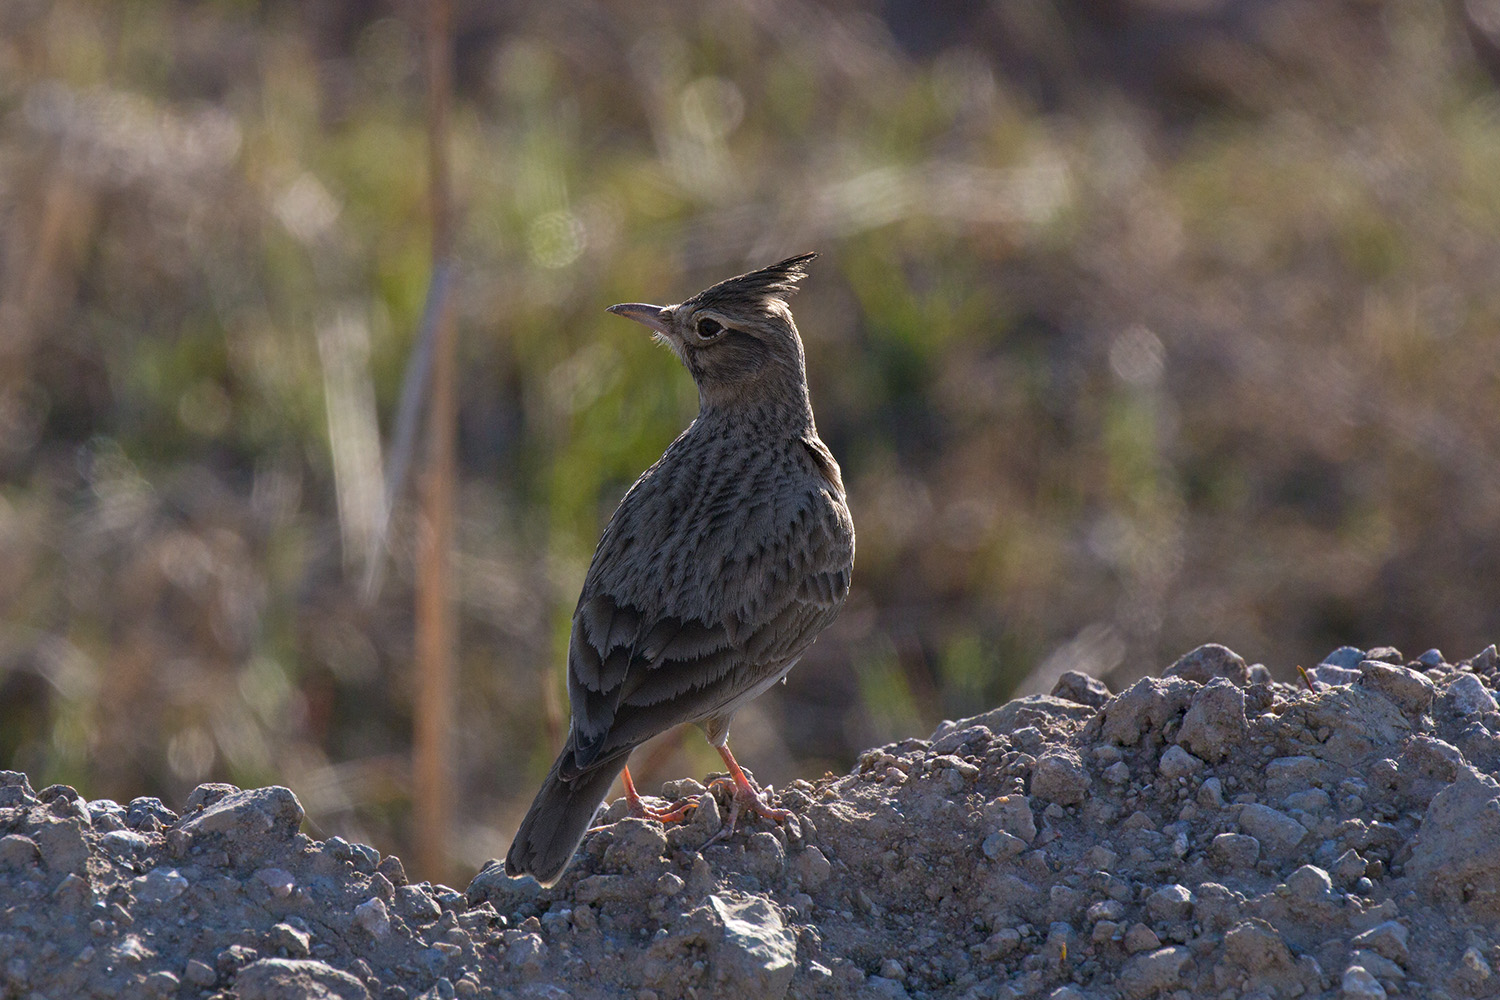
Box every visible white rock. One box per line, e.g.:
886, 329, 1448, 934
709, 893, 796, 1000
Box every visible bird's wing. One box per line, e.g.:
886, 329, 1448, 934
561, 448, 852, 776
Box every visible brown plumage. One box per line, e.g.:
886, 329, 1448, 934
504, 253, 855, 885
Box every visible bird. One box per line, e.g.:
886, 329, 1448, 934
504, 252, 855, 885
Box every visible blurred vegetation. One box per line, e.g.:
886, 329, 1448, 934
3, 0, 1500, 873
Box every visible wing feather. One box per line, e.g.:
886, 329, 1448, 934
559, 430, 853, 771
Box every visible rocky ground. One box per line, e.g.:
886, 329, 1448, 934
4, 643, 1500, 1000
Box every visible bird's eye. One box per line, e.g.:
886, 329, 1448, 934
695, 317, 724, 340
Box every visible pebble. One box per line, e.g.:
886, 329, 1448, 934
0, 834, 40, 870
985, 795, 1037, 843
1031, 749, 1089, 805
1442, 674, 1499, 715
256, 867, 295, 898
134, 868, 189, 906
1284, 864, 1333, 903
1211, 832, 1261, 869
174, 786, 304, 857
930, 725, 991, 756
983, 831, 1026, 860
1462, 946, 1493, 980
1178, 678, 1248, 763
1123, 923, 1161, 954
1157, 745, 1203, 779
1145, 884, 1193, 924
791, 845, 831, 888
1350, 921, 1409, 964
184, 958, 217, 987
708, 893, 796, 998
233, 958, 369, 1000
1322, 646, 1367, 669
1164, 643, 1250, 686
1340, 965, 1387, 999
1118, 946, 1192, 999
1310, 664, 1361, 686
1358, 661, 1436, 715
1051, 671, 1112, 707
1103, 677, 1197, 747
1237, 803, 1308, 858
354, 897, 392, 938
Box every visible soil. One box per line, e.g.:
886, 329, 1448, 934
4, 641, 1500, 1000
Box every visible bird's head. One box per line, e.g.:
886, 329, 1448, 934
608, 252, 818, 415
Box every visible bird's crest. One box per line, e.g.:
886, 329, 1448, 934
686, 252, 818, 312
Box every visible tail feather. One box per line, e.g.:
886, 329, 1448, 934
505, 750, 626, 885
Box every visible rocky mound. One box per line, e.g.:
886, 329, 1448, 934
3, 642, 1500, 1000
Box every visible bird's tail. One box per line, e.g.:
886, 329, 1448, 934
504, 749, 626, 886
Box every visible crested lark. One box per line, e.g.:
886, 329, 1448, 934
505, 252, 855, 885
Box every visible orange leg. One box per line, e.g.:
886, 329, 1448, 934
621, 765, 698, 823
704, 743, 791, 846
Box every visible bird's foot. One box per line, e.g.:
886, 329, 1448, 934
622, 765, 698, 824
701, 743, 793, 847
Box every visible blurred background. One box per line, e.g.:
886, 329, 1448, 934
3, 0, 1500, 881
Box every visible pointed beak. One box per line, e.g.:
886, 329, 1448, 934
607, 302, 672, 337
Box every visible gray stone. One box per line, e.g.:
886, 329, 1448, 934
1050, 671, 1111, 708
1284, 865, 1333, 903
1310, 664, 1361, 687
1407, 769, 1500, 916
865, 975, 910, 999
0, 834, 40, 871
1102, 677, 1197, 747
234, 958, 369, 1000
791, 845, 831, 888
983, 831, 1026, 860
183, 783, 240, 813
1211, 833, 1261, 870
271, 921, 312, 958
1118, 946, 1193, 999
984, 795, 1037, 843
1238, 803, 1308, 858
1145, 884, 1193, 924
1340, 965, 1386, 999
601, 818, 670, 872
133, 867, 189, 905
174, 787, 304, 860
1441, 674, 1498, 716
32, 816, 89, 875
1350, 921, 1410, 966
1031, 749, 1089, 805
930, 725, 992, 755
931, 695, 1097, 744
1158, 745, 1203, 779
1282, 788, 1331, 814
1359, 661, 1436, 716
184, 959, 217, 987
1123, 923, 1160, 953
1164, 643, 1249, 687
396, 884, 441, 923
1321, 646, 1367, 669
1178, 678, 1248, 763
1222, 918, 1294, 974
708, 893, 796, 1000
